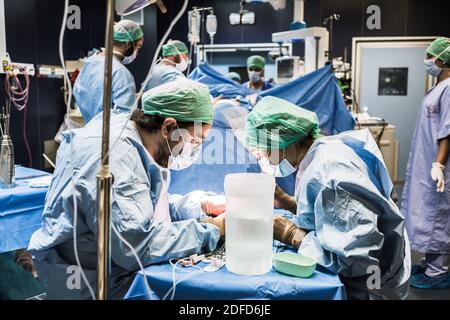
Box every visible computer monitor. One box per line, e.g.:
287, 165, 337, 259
276, 56, 302, 84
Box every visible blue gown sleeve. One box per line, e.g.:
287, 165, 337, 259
111, 66, 136, 113
88, 146, 219, 271
141, 66, 185, 93
297, 160, 385, 277
110, 186, 219, 270
438, 84, 450, 141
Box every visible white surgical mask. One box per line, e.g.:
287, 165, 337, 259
166, 126, 202, 171
424, 58, 442, 78
248, 70, 262, 83
258, 150, 297, 177
424, 44, 450, 78
122, 49, 137, 65
168, 141, 201, 170
175, 58, 190, 72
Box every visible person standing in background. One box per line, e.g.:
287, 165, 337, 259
242, 55, 274, 93
141, 39, 190, 92
402, 37, 450, 289
73, 19, 144, 123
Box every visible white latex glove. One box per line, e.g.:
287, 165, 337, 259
431, 162, 445, 192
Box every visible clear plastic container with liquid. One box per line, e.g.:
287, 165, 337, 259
224, 173, 275, 276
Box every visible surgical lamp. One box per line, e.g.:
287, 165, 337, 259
242, 0, 287, 11
229, 11, 255, 25
242, 0, 307, 29
229, 1, 256, 25
116, 0, 167, 15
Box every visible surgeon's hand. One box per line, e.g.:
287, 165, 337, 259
274, 186, 297, 214
245, 94, 258, 106
273, 216, 306, 249
201, 195, 226, 216
201, 214, 226, 237
431, 162, 445, 192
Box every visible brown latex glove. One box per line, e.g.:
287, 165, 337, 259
273, 215, 306, 249
15, 249, 37, 276
274, 186, 297, 214
201, 214, 226, 237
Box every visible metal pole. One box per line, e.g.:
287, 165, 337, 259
0, 0, 7, 60
315, 37, 320, 70
329, 19, 333, 61
97, 0, 115, 301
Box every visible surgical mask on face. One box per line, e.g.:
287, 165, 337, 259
248, 70, 262, 83
122, 49, 137, 65
168, 141, 201, 170
424, 58, 442, 77
424, 44, 450, 78
258, 150, 297, 177
175, 58, 190, 72
165, 126, 202, 171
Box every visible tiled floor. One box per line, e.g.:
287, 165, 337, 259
407, 251, 450, 300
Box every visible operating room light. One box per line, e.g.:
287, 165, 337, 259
116, 0, 166, 15
229, 11, 255, 25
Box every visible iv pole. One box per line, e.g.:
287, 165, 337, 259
97, 0, 115, 300
96, 0, 169, 300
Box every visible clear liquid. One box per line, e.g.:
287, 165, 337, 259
226, 215, 273, 275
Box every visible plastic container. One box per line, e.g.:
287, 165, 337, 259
224, 173, 276, 276
273, 252, 316, 278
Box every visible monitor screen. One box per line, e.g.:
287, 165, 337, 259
277, 58, 294, 79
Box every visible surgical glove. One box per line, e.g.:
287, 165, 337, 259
201, 195, 226, 216
245, 94, 258, 106
274, 186, 297, 214
201, 214, 225, 237
273, 215, 306, 249
431, 162, 445, 192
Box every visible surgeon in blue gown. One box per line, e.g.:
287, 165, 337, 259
245, 96, 411, 300
141, 40, 189, 92
28, 80, 223, 299
401, 37, 450, 289
73, 20, 144, 123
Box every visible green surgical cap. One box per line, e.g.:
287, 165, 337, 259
245, 96, 320, 150
142, 80, 213, 124
114, 19, 144, 42
162, 40, 189, 57
427, 37, 450, 65
247, 55, 265, 69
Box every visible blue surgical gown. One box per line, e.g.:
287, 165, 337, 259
401, 78, 450, 254
73, 54, 136, 123
28, 112, 220, 300
241, 80, 274, 93
141, 63, 186, 92
295, 129, 410, 299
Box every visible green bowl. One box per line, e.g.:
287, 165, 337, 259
273, 252, 316, 278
